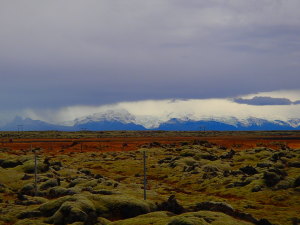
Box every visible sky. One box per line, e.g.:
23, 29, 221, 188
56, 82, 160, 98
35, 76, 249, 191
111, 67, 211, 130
0, 0, 300, 124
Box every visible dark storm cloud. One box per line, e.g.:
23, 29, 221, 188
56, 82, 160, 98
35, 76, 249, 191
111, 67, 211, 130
234, 96, 293, 105
0, 0, 300, 114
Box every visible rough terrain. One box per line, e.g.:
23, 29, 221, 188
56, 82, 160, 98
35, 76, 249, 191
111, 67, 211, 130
0, 131, 299, 225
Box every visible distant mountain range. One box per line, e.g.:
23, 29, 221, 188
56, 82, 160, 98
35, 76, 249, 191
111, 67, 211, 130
1, 110, 300, 131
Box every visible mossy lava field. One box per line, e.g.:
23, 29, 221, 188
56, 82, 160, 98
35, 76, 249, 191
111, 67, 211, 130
0, 131, 299, 225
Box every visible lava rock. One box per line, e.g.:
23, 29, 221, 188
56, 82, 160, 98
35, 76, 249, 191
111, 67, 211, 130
157, 195, 185, 214
252, 186, 262, 192
226, 180, 251, 188
288, 162, 300, 168
294, 176, 300, 187
220, 150, 236, 159
17, 210, 41, 219
257, 163, 272, 168
239, 166, 258, 175
263, 172, 281, 187
40, 179, 59, 191
0, 159, 22, 168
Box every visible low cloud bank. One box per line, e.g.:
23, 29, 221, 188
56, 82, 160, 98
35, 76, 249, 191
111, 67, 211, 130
18, 90, 300, 129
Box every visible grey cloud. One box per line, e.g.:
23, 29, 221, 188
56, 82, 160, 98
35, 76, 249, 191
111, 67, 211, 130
0, 1, 300, 111
234, 96, 293, 105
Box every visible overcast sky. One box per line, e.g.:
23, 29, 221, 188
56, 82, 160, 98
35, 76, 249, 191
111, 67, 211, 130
1, 0, 300, 123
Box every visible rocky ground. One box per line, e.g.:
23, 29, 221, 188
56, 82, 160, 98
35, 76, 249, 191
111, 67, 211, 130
0, 132, 299, 225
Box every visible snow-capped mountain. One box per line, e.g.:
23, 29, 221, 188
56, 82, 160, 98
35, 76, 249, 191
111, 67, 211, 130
73, 110, 146, 131
1, 109, 300, 131
73, 109, 136, 125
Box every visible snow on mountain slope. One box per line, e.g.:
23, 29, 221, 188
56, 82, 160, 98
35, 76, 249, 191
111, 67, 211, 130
69, 109, 300, 130
74, 109, 136, 125
2, 113, 299, 131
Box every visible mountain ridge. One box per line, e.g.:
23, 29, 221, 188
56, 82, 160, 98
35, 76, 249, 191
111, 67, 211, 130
1, 111, 299, 131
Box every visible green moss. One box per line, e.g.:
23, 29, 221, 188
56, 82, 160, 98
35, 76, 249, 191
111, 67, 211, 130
39, 196, 72, 216
18, 160, 49, 174
0, 167, 25, 190
46, 195, 97, 225
168, 217, 207, 225
14, 218, 48, 225
96, 217, 111, 225
109, 211, 254, 225
39, 179, 58, 190
92, 194, 154, 219
109, 212, 171, 225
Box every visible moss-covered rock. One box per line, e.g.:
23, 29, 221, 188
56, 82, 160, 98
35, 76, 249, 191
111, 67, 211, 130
263, 172, 281, 187
48, 187, 78, 198
35, 193, 154, 224
109, 211, 253, 225
40, 179, 59, 191
16, 196, 48, 206
17, 210, 42, 219
20, 183, 35, 196
0, 159, 22, 168
46, 196, 97, 225
68, 178, 89, 188
98, 194, 153, 219
14, 218, 48, 225
168, 217, 207, 225
39, 196, 72, 216
294, 176, 300, 187
20, 160, 49, 174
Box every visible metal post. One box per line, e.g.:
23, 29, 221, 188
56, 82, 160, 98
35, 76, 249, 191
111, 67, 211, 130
33, 145, 38, 196
143, 151, 147, 200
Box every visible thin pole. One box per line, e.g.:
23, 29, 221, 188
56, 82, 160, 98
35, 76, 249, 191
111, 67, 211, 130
33, 145, 38, 196
143, 151, 147, 200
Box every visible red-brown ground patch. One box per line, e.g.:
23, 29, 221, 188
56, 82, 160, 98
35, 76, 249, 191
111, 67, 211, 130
1, 134, 300, 156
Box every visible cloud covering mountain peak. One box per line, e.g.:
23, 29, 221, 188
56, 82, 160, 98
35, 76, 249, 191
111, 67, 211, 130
16, 90, 300, 129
